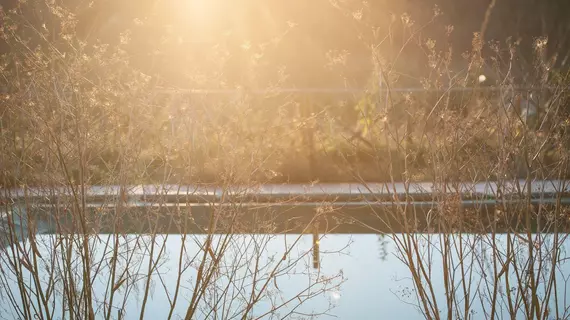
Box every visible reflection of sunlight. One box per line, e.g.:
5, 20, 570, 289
331, 291, 341, 300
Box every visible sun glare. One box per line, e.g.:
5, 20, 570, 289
185, 0, 218, 26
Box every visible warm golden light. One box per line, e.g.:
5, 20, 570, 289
184, 0, 218, 27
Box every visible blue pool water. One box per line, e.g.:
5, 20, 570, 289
1, 233, 569, 319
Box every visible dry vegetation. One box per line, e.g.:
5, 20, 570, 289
0, 0, 570, 319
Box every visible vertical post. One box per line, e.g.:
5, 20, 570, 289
312, 220, 320, 269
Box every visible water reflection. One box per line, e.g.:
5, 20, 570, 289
0, 233, 568, 319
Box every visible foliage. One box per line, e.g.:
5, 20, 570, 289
1, 0, 570, 319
